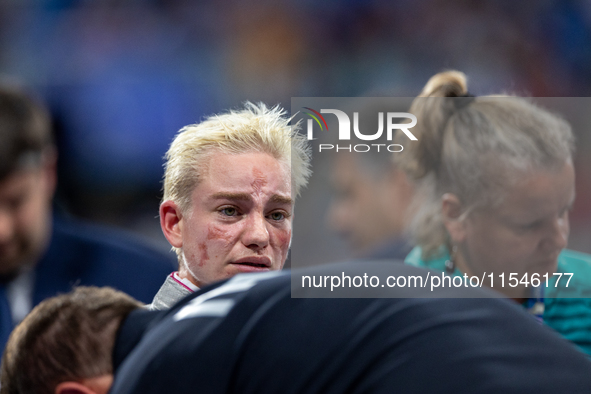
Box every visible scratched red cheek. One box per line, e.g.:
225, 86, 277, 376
273, 229, 292, 249
207, 225, 230, 240
198, 243, 209, 267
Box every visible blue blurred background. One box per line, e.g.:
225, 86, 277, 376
1, 0, 590, 255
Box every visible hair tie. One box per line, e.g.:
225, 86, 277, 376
453, 93, 475, 110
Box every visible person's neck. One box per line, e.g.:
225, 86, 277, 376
177, 267, 201, 288
454, 251, 528, 299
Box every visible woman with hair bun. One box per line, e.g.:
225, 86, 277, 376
396, 70, 591, 356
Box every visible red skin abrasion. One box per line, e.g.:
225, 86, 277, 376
251, 168, 268, 195
204, 225, 230, 265
274, 229, 292, 253
198, 243, 208, 267
207, 225, 229, 240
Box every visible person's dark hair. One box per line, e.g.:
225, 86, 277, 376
0, 286, 142, 394
0, 85, 53, 180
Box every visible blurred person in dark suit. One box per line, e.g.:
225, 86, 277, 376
0, 84, 175, 352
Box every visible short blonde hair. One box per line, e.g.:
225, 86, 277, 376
394, 71, 574, 258
163, 102, 311, 214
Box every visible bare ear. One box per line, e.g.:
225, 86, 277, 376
160, 200, 184, 248
55, 381, 96, 394
441, 193, 467, 244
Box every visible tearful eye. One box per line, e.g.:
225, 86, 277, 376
221, 207, 237, 216
269, 212, 285, 221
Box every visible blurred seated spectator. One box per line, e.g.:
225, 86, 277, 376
327, 150, 415, 260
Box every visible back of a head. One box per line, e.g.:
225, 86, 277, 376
394, 70, 574, 257
0, 287, 142, 394
0, 85, 53, 180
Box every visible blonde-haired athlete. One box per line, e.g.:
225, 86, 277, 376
149, 102, 311, 310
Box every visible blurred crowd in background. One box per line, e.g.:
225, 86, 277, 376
0, 0, 590, 258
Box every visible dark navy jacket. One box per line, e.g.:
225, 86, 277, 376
111, 262, 591, 394
33, 217, 175, 304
